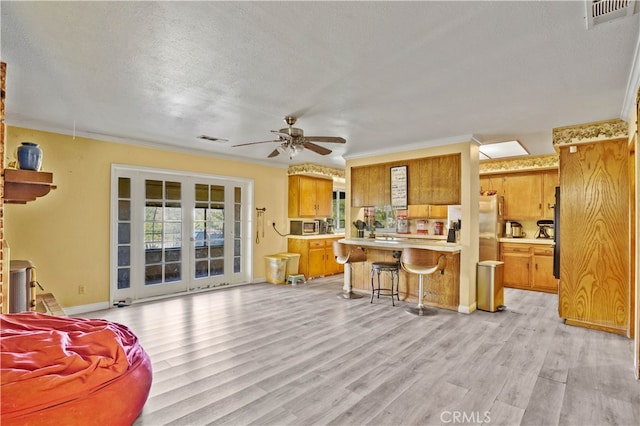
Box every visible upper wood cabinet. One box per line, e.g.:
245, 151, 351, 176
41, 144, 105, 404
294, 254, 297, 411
350, 164, 388, 207
406, 204, 448, 218
480, 175, 505, 196
350, 153, 461, 207
498, 169, 558, 220
288, 175, 333, 218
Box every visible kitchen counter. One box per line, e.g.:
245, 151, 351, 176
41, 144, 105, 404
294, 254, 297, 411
339, 237, 461, 252
287, 233, 345, 240
338, 238, 461, 311
498, 237, 555, 245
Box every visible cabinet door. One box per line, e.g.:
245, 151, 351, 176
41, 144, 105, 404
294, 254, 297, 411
324, 239, 343, 275
410, 154, 461, 205
542, 170, 558, 220
504, 173, 542, 219
308, 239, 326, 278
298, 176, 319, 217
501, 252, 530, 288
532, 249, 557, 293
351, 164, 388, 207
315, 178, 333, 217
350, 166, 369, 207
429, 205, 448, 218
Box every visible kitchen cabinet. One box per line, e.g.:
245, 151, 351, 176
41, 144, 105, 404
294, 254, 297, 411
500, 242, 557, 293
558, 138, 629, 336
406, 204, 448, 218
350, 154, 461, 207
350, 164, 388, 207
500, 243, 531, 289
408, 154, 461, 205
493, 169, 558, 220
532, 246, 557, 292
287, 237, 344, 279
288, 175, 333, 218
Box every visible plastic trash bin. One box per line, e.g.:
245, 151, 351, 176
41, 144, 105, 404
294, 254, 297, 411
277, 252, 300, 278
264, 255, 287, 284
477, 260, 505, 312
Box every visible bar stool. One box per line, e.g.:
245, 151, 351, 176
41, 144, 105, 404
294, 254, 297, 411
333, 241, 366, 299
370, 251, 401, 306
400, 248, 447, 316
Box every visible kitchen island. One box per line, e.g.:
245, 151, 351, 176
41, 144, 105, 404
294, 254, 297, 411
338, 237, 462, 311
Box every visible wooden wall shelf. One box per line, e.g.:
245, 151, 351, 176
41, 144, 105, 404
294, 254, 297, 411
3, 169, 56, 204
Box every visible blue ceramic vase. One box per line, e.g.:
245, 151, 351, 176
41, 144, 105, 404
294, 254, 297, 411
17, 142, 43, 171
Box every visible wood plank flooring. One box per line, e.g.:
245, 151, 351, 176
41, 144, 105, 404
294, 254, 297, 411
84, 276, 640, 426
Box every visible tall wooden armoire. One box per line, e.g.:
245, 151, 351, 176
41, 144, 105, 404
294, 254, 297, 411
554, 119, 631, 337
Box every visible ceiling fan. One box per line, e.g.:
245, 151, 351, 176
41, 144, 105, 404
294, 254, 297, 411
232, 116, 346, 159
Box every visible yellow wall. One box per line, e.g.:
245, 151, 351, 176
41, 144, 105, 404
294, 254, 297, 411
5, 126, 290, 309
345, 141, 480, 313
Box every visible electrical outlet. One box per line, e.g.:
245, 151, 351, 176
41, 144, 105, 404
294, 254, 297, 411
78, 285, 86, 295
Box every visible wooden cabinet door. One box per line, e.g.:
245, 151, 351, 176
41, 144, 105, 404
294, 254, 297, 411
532, 249, 557, 293
429, 205, 448, 218
350, 164, 387, 207
410, 154, 461, 205
502, 252, 530, 288
315, 178, 333, 217
558, 140, 629, 334
308, 240, 326, 278
541, 170, 558, 220
298, 176, 318, 217
504, 173, 542, 219
324, 239, 343, 275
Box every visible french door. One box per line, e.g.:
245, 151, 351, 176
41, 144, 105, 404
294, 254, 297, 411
111, 165, 252, 303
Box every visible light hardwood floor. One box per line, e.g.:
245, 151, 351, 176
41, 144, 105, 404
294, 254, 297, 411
86, 276, 640, 426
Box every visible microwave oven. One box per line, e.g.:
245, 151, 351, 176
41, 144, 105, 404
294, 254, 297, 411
290, 220, 320, 235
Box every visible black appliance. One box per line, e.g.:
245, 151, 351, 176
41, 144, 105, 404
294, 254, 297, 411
553, 186, 560, 279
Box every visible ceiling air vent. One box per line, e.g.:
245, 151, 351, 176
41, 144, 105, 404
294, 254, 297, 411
586, 0, 638, 29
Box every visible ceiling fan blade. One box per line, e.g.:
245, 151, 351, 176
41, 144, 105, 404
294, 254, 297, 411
305, 136, 346, 144
303, 141, 332, 156
267, 148, 281, 158
232, 139, 280, 147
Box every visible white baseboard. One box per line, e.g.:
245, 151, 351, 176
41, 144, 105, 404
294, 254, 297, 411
63, 301, 111, 316
458, 302, 477, 314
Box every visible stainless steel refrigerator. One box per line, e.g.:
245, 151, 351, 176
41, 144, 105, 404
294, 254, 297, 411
479, 195, 504, 261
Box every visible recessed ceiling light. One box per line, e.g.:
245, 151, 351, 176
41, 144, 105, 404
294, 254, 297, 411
479, 140, 528, 159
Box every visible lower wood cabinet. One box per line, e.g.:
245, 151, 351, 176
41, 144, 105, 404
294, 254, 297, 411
287, 237, 344, 279
500, 242, 557, 293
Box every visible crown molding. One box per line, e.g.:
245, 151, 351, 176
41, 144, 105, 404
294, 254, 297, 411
552, 118, 628, 147
479, 154, 558, 174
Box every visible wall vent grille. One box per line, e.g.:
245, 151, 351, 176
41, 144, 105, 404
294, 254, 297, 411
586, 0, 638, 29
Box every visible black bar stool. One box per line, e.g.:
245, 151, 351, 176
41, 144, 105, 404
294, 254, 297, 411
400, 248, 447, 316
370, 251, 401, 306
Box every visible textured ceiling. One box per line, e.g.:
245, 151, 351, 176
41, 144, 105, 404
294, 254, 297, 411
2, 1, 639, 168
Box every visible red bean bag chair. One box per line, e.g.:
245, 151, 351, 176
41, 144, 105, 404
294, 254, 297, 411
1, 312, 152, 426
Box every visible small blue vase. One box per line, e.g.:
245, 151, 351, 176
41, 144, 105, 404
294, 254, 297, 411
17, 142, 43, 171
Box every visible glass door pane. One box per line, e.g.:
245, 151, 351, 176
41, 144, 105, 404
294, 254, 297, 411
142, 179, 186, 294
194, 184, 225, 283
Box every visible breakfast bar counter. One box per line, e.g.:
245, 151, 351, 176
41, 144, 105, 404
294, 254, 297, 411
338, 237, 461, 311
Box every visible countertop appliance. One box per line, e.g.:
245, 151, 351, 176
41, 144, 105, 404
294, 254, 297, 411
290, 220, 319, 235
479, 195, 504, 261
536, 219, 554, 239
511, 222, 525, 238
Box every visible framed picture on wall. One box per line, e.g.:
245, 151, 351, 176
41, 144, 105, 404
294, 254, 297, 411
390, 165, 407, 210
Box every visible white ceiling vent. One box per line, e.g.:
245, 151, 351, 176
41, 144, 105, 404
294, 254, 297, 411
586, 0, 638, 29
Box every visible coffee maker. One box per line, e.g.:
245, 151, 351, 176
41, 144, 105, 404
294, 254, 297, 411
326, 218, 335, 234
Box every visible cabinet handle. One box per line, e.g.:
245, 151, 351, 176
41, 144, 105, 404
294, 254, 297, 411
548, 203, 555, 210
